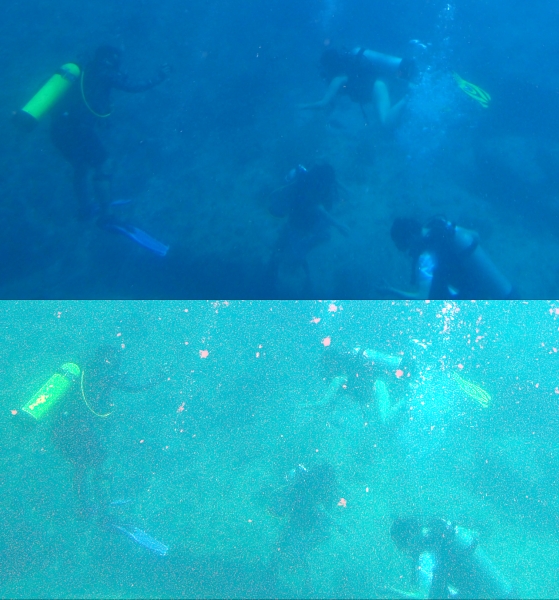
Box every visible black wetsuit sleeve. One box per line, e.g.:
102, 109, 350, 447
110, 71, 164, 93
116, 372, 165, 393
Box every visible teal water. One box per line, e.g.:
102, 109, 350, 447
1, 300, 559, 598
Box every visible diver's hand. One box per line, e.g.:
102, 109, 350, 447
336, 222, 351, 237
158, 63, 172, 80
372, 279, 396, 298
385, 586, 427, 599
374, 279, 419, 300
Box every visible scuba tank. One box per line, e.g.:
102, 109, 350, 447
354, 347, 402, 369
21, 362, 81, 422
13, 63, 81, 132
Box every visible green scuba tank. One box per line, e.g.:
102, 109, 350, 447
21, 362, 81, 422
13, 63, 81, 132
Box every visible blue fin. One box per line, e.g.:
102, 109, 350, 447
112, 524, 169, 555
105, 221, 169, 257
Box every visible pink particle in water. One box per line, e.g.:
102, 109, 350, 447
322, 337, 331, 347
328, 304, 338, 312
395, 369, 404, 378
177, 402, 185, 413
457, 363, 464, 370
199, 350, 209, 358
310, 317, 321, 324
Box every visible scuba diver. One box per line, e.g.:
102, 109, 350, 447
300, 47, 417, 127
307, 345, 406, 427
50, 345, 162, 518
387, 516, 516, 599
49, 45, 170, 254
267, 163, 349, 296
268, 463, 339, 596
385, 216, 518, 299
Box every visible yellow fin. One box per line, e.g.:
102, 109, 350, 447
452, 371, 491, 408
453, 72, 491, 108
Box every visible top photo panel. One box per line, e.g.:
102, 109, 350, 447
3, 0, 557, 299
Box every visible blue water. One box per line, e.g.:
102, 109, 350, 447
2, 300, 559, 598
1, 0, 558, 298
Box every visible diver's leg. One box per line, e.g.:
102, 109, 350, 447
92, 464, 111, 508
465, 546, 517, 599
51, 115, 93, 220
73, 164, 93, 221
74, 464, 95, 518
86, 129, 110, 219
301, 258, 313, 296
272, 228, 312, 297
92, 168, 112, 219
374, 379, 405, 425
266, 227, 290, 292
373, 80, 406, 128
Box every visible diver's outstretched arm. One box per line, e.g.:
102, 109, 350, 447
305, 375, 348, 408
118, 368, 168, 393
317, 205, 350, 236
299, 76, 348, 110
381, 586, 426, 599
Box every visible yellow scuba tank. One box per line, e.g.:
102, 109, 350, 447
13, 63, 81, 132
21, 362, 81, 422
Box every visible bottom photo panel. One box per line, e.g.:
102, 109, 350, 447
2, 300, 557, 599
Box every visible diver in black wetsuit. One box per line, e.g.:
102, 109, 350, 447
50, 45, 169, 223
267, 163, 349, 295
387, 516, 516, 599
313, 345, 406, 426
386, 216, 518, 300
268, 464, 338, 595
300, 47, 416, 127
51, 345, 161, 518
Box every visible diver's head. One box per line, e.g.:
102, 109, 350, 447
391, 217, 424, 255
302, 163, 337, 203
391, 517, 423, 553
91, 344, 122, 370
320, 345, 354, 379
397, 57, 418, 82
299, 163, 338, 209
319, 48, 349, 81
93, 45, 122, 71
297, 463, 338, 509
424, 216, 455, 252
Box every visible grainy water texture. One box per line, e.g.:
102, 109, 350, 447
1, 0, 558, 298
1, 300, 559, 598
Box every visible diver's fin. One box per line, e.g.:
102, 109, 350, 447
103, 221, 169, 257
453, 72, 491, 108
112, 524, 169, 555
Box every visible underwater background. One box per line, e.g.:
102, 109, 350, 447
1, 0, 558, 298
2, 299, 559, 598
